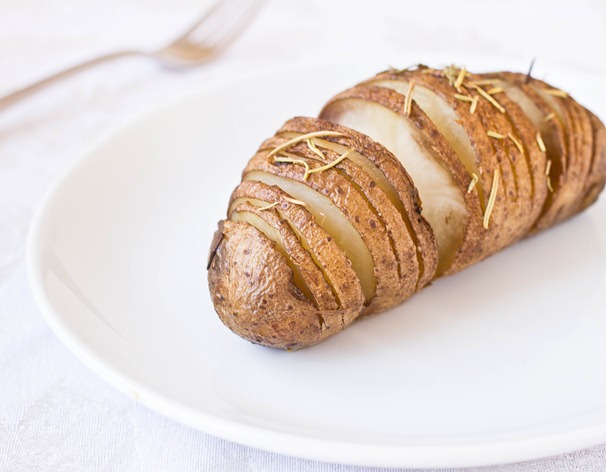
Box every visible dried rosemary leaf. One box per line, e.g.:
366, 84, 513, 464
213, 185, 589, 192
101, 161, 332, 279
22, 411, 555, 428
404, 80, 416, 116
483, 169, 500, 229
268, 131, 344, 158
467, 173, 479, 193
487, 130, 506, 139
258, 201, 279, 211
508, 133, 524, 154
473, 85, 506, 113
536, 132, 547, 153
307, 149, 354, 175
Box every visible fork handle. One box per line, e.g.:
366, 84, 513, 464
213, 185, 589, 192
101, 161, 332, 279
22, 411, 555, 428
0, 49, 143, 112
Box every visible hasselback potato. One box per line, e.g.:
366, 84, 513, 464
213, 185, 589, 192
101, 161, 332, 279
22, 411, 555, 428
207, 65, 606, 350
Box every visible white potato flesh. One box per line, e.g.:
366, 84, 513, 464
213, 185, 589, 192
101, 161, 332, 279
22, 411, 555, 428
372, 79, 483, 204
498, 82, 544, 128
325, 99, 466, 273
243, 171, 376, 303
231, 210, 314, 301
497, 81, 560, 149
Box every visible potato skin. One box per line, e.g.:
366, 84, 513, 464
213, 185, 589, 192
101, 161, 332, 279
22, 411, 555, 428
273, 117, 435, 305
278, 117, 439, 289
229, 180, 365, 315
231, 201, 339, 311
208, 220, 358, 350
482, 71, 570, 231
245, 145, 402, 315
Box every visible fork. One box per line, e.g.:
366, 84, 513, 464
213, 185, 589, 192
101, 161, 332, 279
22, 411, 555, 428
0, 0, 262, 111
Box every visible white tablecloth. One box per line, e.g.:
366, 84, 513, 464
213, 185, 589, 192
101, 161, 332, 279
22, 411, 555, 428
2, 0, 606, 470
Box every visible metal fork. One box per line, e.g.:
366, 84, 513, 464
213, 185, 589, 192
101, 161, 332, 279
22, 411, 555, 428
0, 0, 262, 111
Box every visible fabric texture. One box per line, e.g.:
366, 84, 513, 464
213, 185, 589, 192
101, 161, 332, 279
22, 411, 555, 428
1, 0, 606, 470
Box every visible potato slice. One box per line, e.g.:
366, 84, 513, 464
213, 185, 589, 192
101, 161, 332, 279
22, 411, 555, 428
269, 117, 437, 301
482, 72, 569, 231
382, 70, 537, 239
244, 142, 402, 314
242, 169, 376, 305
365, 75, 485, 204
464, 74, 538, 239
530, 76, 594, 226
261, 136, 418, 309
231, 202, 338, 311
481, 73, 559, 225
560, 97, 594, 216
229, 180, 365, 316
209, 220, 349, 349
363, 69, 527, 265
320, 87, 471, 275
472, 74, 548, 230
273, 117, 439, 289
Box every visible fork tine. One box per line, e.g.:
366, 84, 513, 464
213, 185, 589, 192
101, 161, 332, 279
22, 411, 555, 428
169, 0, 239, 45
180, 0, 262, 49
195, 0, 264, 53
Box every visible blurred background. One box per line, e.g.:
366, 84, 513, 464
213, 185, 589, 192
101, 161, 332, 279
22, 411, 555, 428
2, 1, 606, 471
2, 0, 605, 167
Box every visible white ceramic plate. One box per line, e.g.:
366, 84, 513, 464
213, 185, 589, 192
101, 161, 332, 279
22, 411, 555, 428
27, 56, 606, 469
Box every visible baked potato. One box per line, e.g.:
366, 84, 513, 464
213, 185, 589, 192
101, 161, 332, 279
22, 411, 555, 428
207, 65, 606, 350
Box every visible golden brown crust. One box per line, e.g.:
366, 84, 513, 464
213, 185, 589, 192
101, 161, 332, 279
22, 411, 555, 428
231, 201, 338, 311
208, 220, 351, 350
273, 117, 434, 303
244, 140, 401, 314
558, 96, 594, 219
473, 73, 548, 234
278, 117, 439, 290
525, 75, 592, 228
229, 180, 365, 315
483, 71, 570, 231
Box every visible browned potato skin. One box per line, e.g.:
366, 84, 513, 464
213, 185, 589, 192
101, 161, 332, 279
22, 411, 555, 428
272, 117, 435, 299
231, 201, 338, 311
229, 180, 365, 316
493, 72, 601, 230
529, 76, 593, 227
459, 76, 536, 245
558, 95, 594, 219
274, 118, 439, 289
208, 220, 358, 350
280, 141, 420, 308
483, 71, 570, 231
489, 80, 549, 225
474, 72, 606, 235
245, 142, 402, 315
464, 74, 540, 240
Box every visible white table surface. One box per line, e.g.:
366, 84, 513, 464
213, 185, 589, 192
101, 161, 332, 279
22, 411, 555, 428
2, 0, 606, 470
